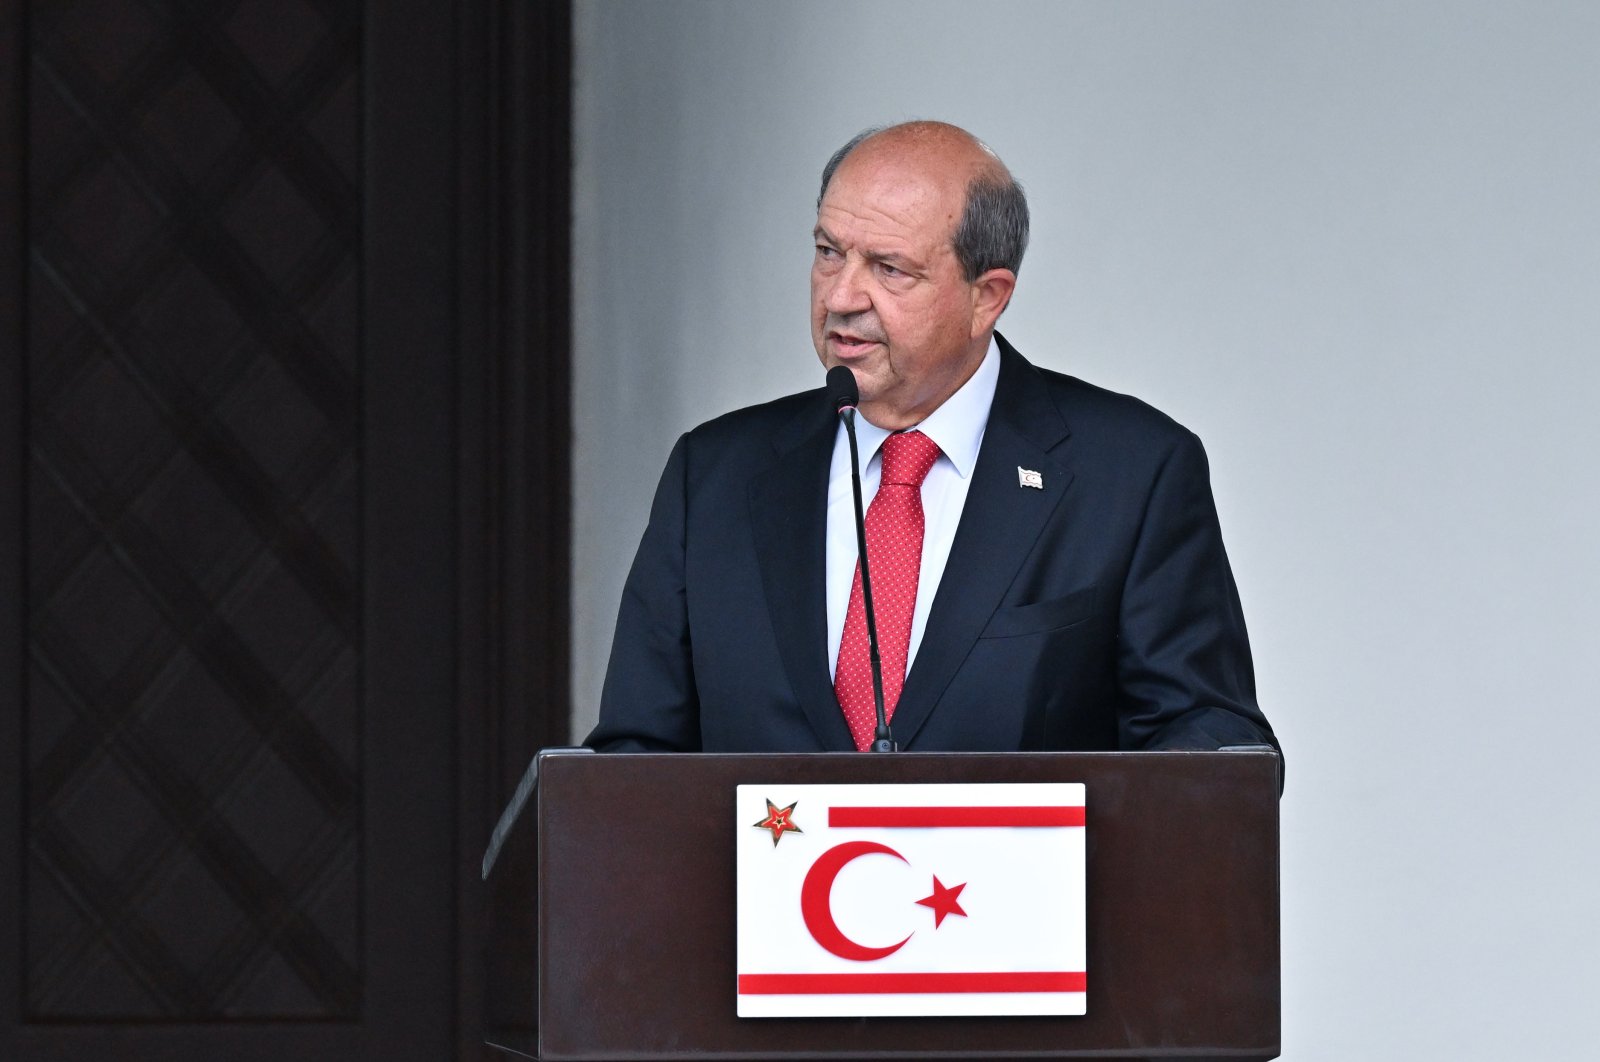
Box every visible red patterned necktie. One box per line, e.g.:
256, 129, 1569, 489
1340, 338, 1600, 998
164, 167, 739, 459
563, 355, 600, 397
834, 429, 943, 751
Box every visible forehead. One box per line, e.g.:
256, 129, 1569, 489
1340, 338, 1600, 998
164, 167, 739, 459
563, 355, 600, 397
818, 150, 964, 251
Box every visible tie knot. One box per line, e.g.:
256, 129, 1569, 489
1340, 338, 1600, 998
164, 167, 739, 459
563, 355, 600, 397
879, 430, 941, 488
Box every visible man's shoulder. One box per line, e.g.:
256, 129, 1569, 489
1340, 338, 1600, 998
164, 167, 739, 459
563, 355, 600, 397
660, 387, 831, 489
1047, 368, 1192, 439
683, 386, 826, 448
1002, 341, 1199, 450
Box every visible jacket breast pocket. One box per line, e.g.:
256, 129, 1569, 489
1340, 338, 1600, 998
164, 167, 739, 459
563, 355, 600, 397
978, 586, 1098, 640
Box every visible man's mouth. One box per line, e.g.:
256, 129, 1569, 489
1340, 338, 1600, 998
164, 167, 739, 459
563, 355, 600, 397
829, 332, 882, 356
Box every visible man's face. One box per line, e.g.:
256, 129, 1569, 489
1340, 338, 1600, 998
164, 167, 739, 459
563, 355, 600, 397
811, 148, 986, 430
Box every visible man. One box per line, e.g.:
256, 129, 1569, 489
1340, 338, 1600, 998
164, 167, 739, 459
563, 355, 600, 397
585, 121, 1277, 759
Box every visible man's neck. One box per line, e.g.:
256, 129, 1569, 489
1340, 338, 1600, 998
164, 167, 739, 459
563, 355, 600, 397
857, 334, 995, 431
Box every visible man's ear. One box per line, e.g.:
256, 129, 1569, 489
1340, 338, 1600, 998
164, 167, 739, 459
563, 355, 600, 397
970, 268, 1017, 337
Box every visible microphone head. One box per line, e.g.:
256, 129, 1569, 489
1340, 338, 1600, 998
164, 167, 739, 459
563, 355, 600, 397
826, 365, 859, 413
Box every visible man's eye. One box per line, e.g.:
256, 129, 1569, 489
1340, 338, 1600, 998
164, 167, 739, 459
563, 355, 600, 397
879, 262, 903, 277
816, 245, 839, 258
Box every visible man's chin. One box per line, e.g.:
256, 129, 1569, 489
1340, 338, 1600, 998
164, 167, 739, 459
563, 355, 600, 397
853, 396, 919, 432
824, 361, 884, 398
817, 352, 862, 379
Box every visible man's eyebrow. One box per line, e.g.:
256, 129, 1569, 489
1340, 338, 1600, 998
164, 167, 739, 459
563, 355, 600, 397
811, 228, 922, 273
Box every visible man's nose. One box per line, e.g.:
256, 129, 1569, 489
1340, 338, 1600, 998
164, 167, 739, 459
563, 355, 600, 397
823, 259, 871, 315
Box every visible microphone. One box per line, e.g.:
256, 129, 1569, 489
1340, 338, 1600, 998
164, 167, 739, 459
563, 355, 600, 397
826, 364, 858, 413
825, 366, 896, 753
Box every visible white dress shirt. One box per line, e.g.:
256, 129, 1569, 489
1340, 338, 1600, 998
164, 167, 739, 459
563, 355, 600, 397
826, 338, 1000, 680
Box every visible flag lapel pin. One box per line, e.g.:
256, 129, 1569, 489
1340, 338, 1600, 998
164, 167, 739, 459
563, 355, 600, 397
1017, 467, 1044, 490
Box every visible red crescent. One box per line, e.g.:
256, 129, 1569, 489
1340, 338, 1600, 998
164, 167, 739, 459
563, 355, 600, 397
800, 841, 913, 961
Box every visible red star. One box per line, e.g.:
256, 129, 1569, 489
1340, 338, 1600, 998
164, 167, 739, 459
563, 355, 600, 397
915, 875, 968, 928
753, 799, 802, 846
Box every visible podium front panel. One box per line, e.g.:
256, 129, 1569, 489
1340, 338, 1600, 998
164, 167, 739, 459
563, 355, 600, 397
528, 751, 1278, 1061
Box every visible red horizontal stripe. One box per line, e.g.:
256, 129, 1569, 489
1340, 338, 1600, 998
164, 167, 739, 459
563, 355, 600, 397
828, 806, 1085, 828
738, 972, 1086, 995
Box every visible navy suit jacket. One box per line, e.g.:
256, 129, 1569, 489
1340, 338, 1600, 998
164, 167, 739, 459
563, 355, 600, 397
585, 335, 1277, 756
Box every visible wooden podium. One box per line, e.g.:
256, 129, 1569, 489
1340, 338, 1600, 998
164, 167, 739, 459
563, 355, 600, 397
483, 749, 1280, 1061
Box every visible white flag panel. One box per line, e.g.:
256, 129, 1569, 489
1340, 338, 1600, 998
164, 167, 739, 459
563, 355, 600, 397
736, 782, 1086, 1018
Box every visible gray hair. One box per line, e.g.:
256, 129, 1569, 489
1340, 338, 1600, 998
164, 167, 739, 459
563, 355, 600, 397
817, 125, 1030, 282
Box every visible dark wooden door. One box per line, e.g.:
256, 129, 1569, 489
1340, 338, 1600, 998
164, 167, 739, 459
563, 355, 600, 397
0, 1, 571, 1058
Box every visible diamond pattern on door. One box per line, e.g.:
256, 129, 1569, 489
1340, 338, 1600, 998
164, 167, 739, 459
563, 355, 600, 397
25, 0, 363, 1020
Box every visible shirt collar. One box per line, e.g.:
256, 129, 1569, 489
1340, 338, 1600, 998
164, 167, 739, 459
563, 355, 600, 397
854, 337, 999, 479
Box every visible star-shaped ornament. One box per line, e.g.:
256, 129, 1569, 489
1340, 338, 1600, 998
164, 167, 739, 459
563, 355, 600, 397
915, 875, 968, 928
753, 799, 802, 846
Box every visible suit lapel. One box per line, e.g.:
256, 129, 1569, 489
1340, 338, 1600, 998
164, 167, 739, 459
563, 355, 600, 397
890, 338, 1075, 748
748, 395, 856, 750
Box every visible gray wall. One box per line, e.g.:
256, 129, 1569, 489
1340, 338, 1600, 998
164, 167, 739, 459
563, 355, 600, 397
572, 3, 1600, 1057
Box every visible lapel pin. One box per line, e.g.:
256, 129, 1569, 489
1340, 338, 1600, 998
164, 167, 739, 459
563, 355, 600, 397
1017, 466, 1044, 490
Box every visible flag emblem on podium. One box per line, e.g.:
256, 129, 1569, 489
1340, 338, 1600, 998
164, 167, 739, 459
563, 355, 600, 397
735, 782, 1086, 1018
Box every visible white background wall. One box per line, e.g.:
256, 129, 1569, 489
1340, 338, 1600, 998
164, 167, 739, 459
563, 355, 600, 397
571, 2, 1600, 1057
